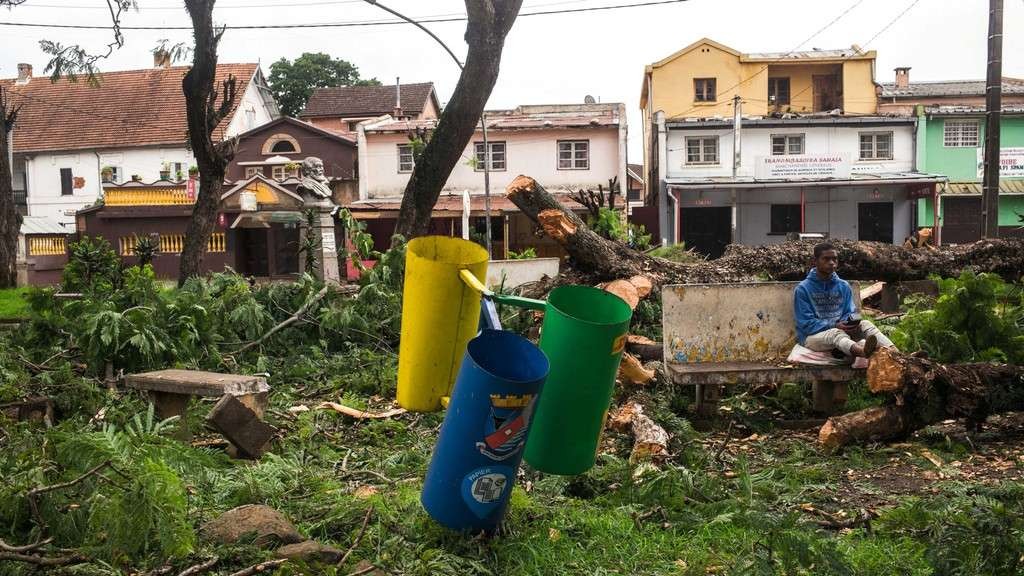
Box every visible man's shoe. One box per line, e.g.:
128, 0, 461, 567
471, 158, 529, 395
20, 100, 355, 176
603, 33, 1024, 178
863, 335, 878, 358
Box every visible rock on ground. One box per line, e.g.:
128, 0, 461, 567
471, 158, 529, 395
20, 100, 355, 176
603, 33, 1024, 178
200, 504, 303, 548
276, 540, 345, 563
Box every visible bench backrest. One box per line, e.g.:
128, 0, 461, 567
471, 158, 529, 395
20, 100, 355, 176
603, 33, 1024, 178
661, 281, 861, 364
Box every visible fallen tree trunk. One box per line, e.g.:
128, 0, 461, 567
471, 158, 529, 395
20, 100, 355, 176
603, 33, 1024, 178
819, 348, 1024, 450
506, 175, 1024, 286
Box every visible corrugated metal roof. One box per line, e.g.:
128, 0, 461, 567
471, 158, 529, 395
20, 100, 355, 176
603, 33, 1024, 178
744, 48, 862, 60
943, 180, 1024, 195
926, 105, 1024, 116
365, 103, 621, 133
879, 78, 1024, 98
666, 115, 913, 129
665, 172, 946, 188
20, 216, 69, 235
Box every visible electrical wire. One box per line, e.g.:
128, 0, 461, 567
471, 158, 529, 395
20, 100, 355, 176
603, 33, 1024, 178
0, 0, 691, 30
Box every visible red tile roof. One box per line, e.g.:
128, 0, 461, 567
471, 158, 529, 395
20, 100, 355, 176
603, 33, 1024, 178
300, 82, 435, 118
0, 63, 259, 153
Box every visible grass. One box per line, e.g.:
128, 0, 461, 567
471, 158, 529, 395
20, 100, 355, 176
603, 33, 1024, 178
0, 286, 30, 320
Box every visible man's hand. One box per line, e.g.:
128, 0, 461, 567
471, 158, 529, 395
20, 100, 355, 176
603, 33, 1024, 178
836, 320, 858, 336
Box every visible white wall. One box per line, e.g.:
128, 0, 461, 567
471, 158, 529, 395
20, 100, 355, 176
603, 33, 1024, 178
223, 73, 278, 137
665, 124, 916, 179
23, 146, 193, 226
363, 127, 622, 199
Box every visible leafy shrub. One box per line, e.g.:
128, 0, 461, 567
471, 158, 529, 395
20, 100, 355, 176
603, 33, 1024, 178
628, 222, 653, 250
889, 272, 1023, 363
649, 242, 703, 264
509, 247, 536, 260
62, 236, 122, 293
590, 207, 626, 241
133, 234, 160, 267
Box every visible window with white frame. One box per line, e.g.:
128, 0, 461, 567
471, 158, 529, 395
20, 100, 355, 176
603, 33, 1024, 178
859, 132, 893, 160
943, 120, 979, 147
685, 136, 719, 165
474, 141, 506, 171
397, 144, 414, 173
272, 165, 286, 181
558, 140, 589, 170
245, 167, 261, 178
105, 166, 123, 183
771, 134, 804, 155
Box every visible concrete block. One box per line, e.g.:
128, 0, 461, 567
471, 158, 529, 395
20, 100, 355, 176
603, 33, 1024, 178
207, 395, 277, 459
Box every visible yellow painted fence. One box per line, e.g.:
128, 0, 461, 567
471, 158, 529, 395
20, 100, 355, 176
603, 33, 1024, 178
27, 235, 66, 256
119, 233, 226, 256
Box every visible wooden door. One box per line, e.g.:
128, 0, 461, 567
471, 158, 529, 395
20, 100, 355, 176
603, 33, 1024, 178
813, 75, 840, 112
680, 206, 731, 259
858, 202, 894, 244
941, 196, 982, 244
240, 229, 269, 277
273, 225, 300, 276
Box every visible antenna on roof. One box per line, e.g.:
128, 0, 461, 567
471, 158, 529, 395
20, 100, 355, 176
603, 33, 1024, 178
584, 95, 596, 104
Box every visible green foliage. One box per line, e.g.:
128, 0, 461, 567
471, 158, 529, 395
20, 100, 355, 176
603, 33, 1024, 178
589, 207, 626, 241
268, 52, 380, 117
508, 247, 536, 260
298, 209, 321, 276
649, 242, 703, 263
889, 272, 1023, 363
133, 234, 160, 267
62, 236, 122, 293
627, 222, 653, 250
337, 206, 377, 274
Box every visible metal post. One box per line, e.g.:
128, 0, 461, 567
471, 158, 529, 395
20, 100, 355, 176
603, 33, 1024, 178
982, 0, 1003, 238
481, 111, 493, 258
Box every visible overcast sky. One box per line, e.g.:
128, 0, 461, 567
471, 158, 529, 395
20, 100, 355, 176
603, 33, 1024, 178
2, 0, 1023, 160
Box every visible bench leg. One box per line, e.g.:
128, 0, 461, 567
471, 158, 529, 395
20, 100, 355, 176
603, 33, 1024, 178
811, 381, 835, 412
831, 381, 848, 411
150, 391, 192, 441
694, 384, 720, 416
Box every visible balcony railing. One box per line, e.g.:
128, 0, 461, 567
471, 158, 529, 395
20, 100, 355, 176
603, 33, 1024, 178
28, 235, 66, 256
106, 187, 192, 206
119, 233, 226, 256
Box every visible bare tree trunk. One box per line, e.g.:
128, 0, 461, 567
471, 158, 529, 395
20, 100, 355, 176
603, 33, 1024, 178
0, 87, 22, 288
178, 0, 238, 285
393, 0, 523, 240
506, 175, 1024, 286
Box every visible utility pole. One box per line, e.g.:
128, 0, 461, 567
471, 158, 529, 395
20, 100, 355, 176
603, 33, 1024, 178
732, 95, 742, 178
982, 0, 1003, 238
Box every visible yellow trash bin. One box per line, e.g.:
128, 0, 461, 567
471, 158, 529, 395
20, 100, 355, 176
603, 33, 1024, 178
396, 236, 489, 412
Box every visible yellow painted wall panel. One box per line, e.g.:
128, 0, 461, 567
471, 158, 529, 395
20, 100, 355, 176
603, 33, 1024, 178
651, 42, 744, 119
842, 60, 878, 114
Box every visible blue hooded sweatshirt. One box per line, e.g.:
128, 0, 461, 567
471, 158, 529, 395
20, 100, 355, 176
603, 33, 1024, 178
794, 268, 856, 345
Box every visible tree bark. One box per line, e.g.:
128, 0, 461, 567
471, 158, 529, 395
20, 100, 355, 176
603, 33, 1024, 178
506, 175, 1024, 286
393, 0, 523, 240
609, 401, 669, 463
178, 0, 238, 285
0, 87, 22, 288
819, 347, 1024, 450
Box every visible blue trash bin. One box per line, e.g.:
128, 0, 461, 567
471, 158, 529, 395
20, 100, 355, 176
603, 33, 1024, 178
421, 329, 549, 532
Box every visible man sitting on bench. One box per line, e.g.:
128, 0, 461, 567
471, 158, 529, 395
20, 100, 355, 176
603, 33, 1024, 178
794, 242, 894, 359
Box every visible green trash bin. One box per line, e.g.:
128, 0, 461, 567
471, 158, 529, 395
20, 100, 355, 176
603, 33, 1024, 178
524, 285, 633, 475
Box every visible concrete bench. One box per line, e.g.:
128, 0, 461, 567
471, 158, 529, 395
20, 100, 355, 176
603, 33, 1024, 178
662, 282, 863, 415
126, 369, 270, 421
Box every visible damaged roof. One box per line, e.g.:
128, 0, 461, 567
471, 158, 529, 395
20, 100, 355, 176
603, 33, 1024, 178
364, 103, 623, 134
879, 77, 1024, 98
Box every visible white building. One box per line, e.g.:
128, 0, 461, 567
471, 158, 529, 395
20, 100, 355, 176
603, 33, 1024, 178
652, 115, 945, 256
353, 103, 628, 257
2, 58, 278, 227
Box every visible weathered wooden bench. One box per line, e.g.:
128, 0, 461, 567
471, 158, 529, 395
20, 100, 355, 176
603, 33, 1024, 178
662, 282, 863, 415
126, 369, 270, 421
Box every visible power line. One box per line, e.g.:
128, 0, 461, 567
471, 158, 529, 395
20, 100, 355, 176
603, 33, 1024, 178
0, 0, 690, 29
10, 0, 591, 10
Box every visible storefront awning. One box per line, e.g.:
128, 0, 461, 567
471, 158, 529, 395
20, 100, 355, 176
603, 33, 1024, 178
942, 180, 1024, 195
230, 211, 303, 229
665, 173, 948, 190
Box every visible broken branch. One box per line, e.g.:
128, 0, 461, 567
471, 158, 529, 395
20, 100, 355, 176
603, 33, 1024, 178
230, 285, 330, 355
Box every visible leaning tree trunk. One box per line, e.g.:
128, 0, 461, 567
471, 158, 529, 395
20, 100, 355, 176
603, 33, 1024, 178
818, 347, 1024, 451
393, 0, 523, 240
0, 87, 22, 288
506, 175, 1024, 286
178, 0, 238, 285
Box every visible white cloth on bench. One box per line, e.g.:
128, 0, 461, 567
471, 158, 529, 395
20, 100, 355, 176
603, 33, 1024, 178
787, 344, 868, 369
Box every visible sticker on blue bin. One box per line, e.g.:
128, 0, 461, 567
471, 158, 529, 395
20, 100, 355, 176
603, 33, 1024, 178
462, 466, 514, 518
476, 393, 535, 461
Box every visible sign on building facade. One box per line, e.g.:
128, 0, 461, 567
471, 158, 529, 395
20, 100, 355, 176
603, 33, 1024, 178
976, 147, 1024, 178
755, 154, 851, 180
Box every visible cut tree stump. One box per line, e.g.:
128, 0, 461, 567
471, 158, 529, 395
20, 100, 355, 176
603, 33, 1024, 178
506, 175, 1024, 287
819, 347, 1024, 450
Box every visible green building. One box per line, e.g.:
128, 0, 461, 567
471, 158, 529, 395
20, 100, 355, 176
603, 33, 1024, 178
915, 105, 1024, 243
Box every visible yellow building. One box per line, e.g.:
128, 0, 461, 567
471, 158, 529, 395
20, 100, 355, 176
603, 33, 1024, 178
639, 38, 879, 196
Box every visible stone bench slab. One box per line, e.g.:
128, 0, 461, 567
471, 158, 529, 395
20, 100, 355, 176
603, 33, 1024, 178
126, 369, 269, 397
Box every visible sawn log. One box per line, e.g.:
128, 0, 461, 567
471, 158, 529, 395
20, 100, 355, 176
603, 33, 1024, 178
819, 348, 1024, 450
